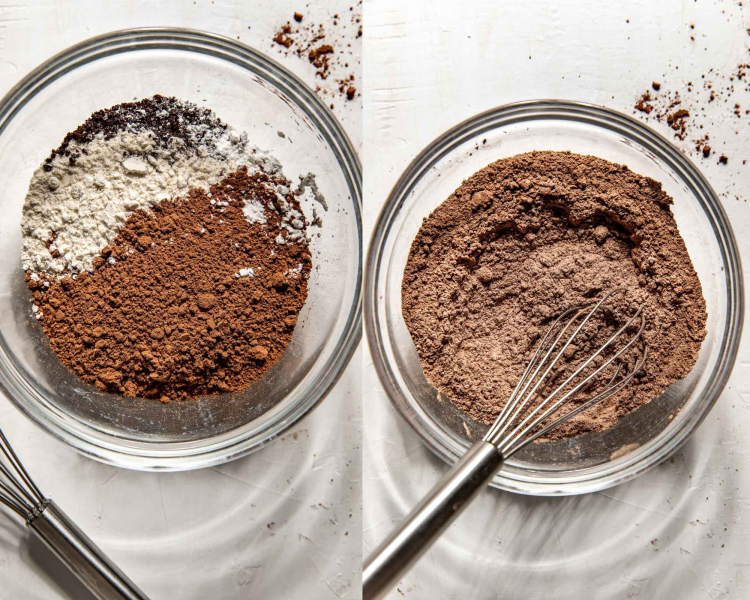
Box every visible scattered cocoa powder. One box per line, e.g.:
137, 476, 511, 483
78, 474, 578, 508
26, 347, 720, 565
272, 24, 295, 49
402, 151, 707, 441
666, 108, 690, 139
632, 4, 750, 165
635, 91, 654, 114
270, 5, 361, 103
43, 95, 237, 171
308, 44, 335, 77
28, 167, 311, 402
635, 91, 692, 140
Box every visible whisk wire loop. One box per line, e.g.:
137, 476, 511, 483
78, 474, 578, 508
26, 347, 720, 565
499, 306, 645, 454
483, 288, 649, 456
1, 428, 45, 502
0, 427, 46, 520
496, 289, 621, 438
511, 347, 650, 455
0, 426, 149, 598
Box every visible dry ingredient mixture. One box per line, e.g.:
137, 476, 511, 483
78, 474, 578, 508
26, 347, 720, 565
402, 151, 707, 441
22, 96, 314, 402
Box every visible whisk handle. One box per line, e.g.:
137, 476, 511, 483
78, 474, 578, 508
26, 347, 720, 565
27, 500, 149, 600
363, 441, 503, 600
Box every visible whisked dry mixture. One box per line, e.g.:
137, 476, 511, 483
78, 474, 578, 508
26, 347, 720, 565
402, 151, 707, 441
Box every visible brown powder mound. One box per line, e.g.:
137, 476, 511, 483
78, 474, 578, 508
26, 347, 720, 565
27, 166, 311, 402
402, 151, 707, 441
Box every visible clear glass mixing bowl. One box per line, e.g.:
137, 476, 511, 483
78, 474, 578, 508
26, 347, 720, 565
366, 100, 743, 495
0, 29, 361, 470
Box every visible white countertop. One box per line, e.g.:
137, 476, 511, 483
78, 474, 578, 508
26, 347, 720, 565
0, 1, 361, 599
363, 1, 750, 599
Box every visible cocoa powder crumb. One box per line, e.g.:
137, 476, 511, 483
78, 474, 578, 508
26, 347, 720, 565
31, 167, 311, 402
402, 151, 707, 441
273, 24, 294, 48
308, 44, 335, 77
635, 92, 654, 114
666, 108, 690, 138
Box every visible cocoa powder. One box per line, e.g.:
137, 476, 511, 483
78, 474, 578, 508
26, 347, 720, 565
402, 151, 707, 441
632, 9, 750, 166
28, 167, 311, 402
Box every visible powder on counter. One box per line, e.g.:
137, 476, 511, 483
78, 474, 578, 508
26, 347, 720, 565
634, 91, 691, 140
27, 167, 310, 402
402, 151, 707, 441
44, 95, 247, 168
632, 5, 750, 166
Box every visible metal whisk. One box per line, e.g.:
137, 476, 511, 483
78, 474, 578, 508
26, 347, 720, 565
363, 289, 648, 600
0, 427, 148, 599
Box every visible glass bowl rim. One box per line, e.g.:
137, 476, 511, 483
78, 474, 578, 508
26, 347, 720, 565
365, 99, 744, 496
0, 27, 362, 471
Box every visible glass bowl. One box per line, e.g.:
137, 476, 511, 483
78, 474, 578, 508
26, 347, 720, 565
366, 100, 743, 496
0, 29, 361, 471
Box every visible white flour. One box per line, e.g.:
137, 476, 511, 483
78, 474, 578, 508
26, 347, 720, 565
21, 100, 308, 278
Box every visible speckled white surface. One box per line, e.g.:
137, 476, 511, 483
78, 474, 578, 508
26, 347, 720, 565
363, 1, 750, 598
0, 2, 361, 599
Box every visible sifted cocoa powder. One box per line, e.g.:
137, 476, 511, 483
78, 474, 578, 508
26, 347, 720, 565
27, 167, 311, 402
402, 151, 707, 441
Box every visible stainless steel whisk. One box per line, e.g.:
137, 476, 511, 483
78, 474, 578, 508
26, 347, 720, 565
0, 428, 148, 599
363, 289, 649, 600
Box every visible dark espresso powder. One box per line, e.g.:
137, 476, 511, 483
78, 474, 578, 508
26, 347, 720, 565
27, 167, 310, 402
402, 151, 707, 441
44, 95, 243, 171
